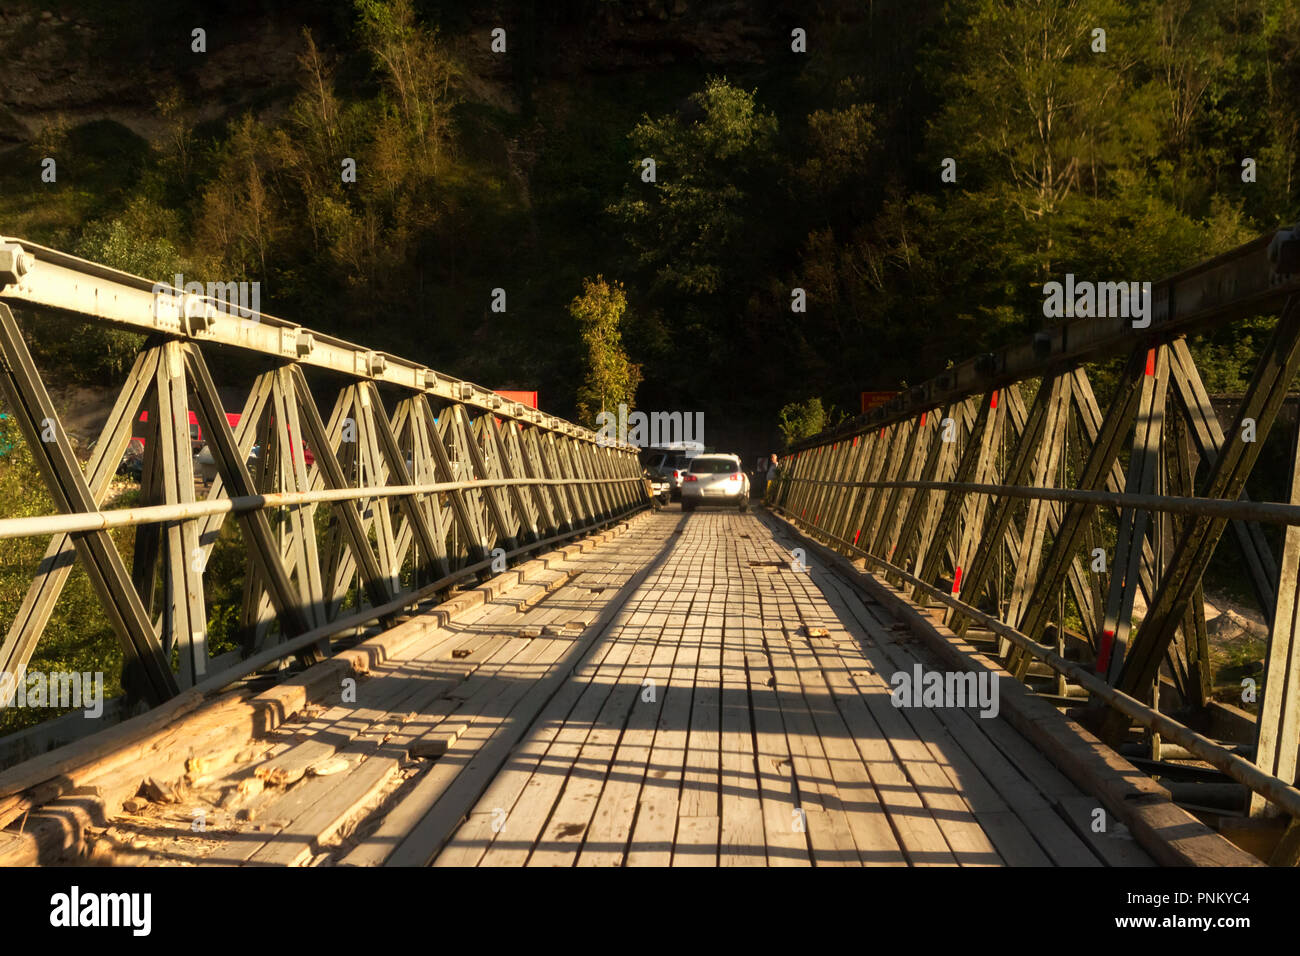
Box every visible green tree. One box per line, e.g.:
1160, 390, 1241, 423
0, 417, 124, 731
796, 102, 878, 219
572, 276, 641, 426
355, 0, 458, 172
777, 397, 827, 449
29, 204, 190, 384
609, 77, 778, 297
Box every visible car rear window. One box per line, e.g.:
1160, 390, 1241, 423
689, 457, 737, 474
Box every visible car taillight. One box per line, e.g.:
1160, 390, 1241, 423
729, 473, 740, 481
685, 474, 698, 482
673, 470, 680, 479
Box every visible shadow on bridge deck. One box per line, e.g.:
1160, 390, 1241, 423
19, 505, 1233, 867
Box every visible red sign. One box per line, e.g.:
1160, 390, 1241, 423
494, 390, 538, 409
860, 391, 897, 414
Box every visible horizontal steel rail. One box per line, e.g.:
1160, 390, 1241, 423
0, 237, 622, 444
782, 477, 1300, 525
0, 475, 642, 539
794, 227, 1300, 447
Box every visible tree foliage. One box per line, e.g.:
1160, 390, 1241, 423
572, 276, 641, 427
0, 418, 124, 732
609, 76, 778, 297
25, 203, 189, 384
777, 397, 827, 450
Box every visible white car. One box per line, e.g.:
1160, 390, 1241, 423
681, 453, 750, 512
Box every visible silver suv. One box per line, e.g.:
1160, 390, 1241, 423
681, 453, 750, 512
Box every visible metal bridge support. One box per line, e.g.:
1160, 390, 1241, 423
132, 340, 209, 685
0, 240, 648, 708
0, 304, 178, 704
1251, 415, 1300, 817
0, 343, 159, 694
1099, 344, 1170, 685
1103, 297, 1300, 743
954, 371, 1067, 640
765, 230, 1300, 837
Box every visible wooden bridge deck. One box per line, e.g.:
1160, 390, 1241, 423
22, 507, 1184, 867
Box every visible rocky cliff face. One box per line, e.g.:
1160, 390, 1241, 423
0, 1, 787, 148
0, 6, 312, 143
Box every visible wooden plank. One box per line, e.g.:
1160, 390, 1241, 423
430, 541, 657, 866
678, 631, 722, 817
866, 638, 1103, 864
625, 557, 703, 866
825, 571, 1107, 865
734, 526, 809, 866
670, 519, 724, 865
576, 578, 682, 865
366, 526, 675, 865
81, 515, 650, 874
755, 580, 866, 865
670, 815, 719, 867
467, 615, 640, 866
245, 558, 578, 793
778, 611, 929, 861
717, 518, 767, 866
526, 603, 666, 865
761, 552, 959, 864
242, 634, 531, 866
199, 631, 521, 866
434, 570, 636, 866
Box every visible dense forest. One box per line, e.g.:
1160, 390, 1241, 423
1, 0, 1296, 446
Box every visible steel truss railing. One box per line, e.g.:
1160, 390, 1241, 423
770, 227, 1300, 852
0, 237, 648, 707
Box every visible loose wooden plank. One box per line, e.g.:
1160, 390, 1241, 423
196, 567, 602, 866
0, 535, 597, 838
244, 634, 535, 866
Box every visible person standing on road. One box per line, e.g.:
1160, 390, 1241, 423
760, 453, 779, 501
